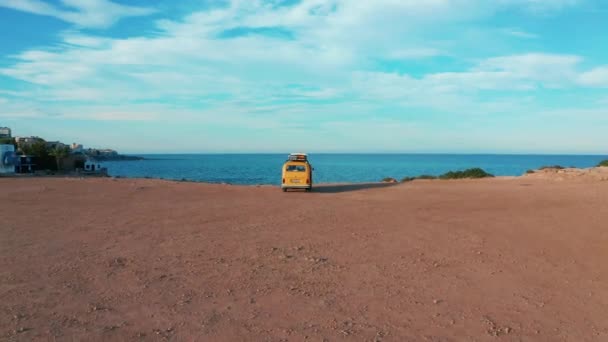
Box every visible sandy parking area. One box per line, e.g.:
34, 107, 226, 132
1, 177, 607, 341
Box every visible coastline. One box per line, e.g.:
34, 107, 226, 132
2, 165, 606, 184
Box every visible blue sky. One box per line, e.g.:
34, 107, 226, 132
0, 0, 607, 153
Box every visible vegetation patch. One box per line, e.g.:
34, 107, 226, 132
400, 169, 493, 182
438, 168, 494, 180
401, 175, 438, 182
525, 169, 535, 174
539, 165, 565, 170
597, 160, 608, 167
382, 177, 398, 183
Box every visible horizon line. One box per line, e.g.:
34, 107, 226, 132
120, 152, 608, 156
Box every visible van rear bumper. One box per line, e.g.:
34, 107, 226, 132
281, 184, 311, 189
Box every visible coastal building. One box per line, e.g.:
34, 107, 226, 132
46, 141, 67, 150
0, 144, 16, 174
14, 136, 44, 147
71, 143, 84, 153
0, 127, 11, 138
87, 148, 118, 157
84, 159, 103, 173
15, 155, 36, 174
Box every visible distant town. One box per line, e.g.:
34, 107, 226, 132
0, 126, 142, 175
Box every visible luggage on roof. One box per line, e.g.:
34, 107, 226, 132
288, 153, 308, 162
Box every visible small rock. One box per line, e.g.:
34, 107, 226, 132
15, 327, 29, 334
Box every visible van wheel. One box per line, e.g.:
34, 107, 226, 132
282, 188, 287, 192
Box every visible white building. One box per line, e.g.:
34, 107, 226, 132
71, 143, 84, 153
0, 127, 11, 139
14, 136, 44, 147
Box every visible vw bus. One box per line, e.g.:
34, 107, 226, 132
281, 153, 313, 192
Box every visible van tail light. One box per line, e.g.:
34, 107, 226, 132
306, 178, 310, 184
282, 178, 285, 184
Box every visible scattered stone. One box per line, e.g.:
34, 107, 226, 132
108, 257, 127, 268
482, 316, 512, 337
15, 327, 30, 334
89, 304, 108, 312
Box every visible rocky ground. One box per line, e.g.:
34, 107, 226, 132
524, 166, 608, 182
1, 176, 607, 341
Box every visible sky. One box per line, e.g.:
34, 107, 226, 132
0, 0, 607, 154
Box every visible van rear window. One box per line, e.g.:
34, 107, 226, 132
286, 165, 306, 172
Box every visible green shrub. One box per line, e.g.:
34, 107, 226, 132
401, 174, 438, 182
382, 177, 398, 183
438, 168, 494, 180
539, 165, 565, 170
597, 160, 608, 167
525, 169, 535, 174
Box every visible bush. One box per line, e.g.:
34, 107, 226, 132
438, 168, 494, 180
0, 137, 17, 148
525, 169, 535, 174
382, 177, 398, 183
401, 174, 439, 182
539, 165, 565, 170
597, 160, 608, 167
20, 140, 57, 171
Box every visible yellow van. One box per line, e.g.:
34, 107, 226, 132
282, 153, 313, 192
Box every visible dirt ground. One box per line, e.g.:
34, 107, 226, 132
1, 176, 607, 341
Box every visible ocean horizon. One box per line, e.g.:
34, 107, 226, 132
100, 153, 608, 185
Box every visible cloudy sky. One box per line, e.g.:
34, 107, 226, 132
0, 0, 607, 153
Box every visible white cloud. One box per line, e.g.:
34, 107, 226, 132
387, 48, 444, 59
578, 66, 608, 87
0, 0, 600, 126
475, 53, 581, 87
497, 0, 581, 13
0, 0, 155, 28
502, 28, 539, 39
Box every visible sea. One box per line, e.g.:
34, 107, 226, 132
100, 154, 608, 185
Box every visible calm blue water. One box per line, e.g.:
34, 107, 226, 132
101, 154, 607, 185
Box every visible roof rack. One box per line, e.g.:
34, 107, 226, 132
287, 153, 308, 162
